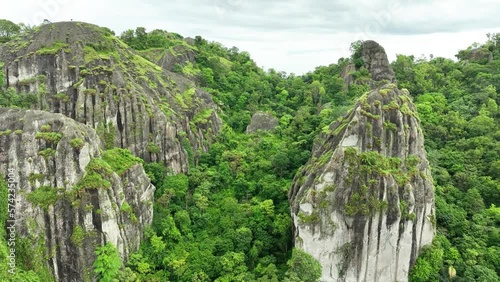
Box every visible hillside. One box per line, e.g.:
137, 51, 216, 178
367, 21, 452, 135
0, 20, 499, 281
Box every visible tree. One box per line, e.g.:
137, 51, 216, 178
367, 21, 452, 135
463, 265, 499, 281
409, 241, 443, 282
350, 40, 364, 68
0, 19, 20, 43
284, 249, 322, 282
93, 243, 122, 282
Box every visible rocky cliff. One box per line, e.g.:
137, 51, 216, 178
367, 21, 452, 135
289, 42, 435, 282
0, 21, 221, 173
0, 108, 155, 281
360, 40, 396, 83
246, 111, 278, 134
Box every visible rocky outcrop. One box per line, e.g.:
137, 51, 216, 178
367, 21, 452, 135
289, 83, 435, 281
158, 44, 197, 72
246, 112, 278, 134
0, 108, 155, 282
137, 43, 197, 73
0, 21, 221, 173
361, 40, 396, 82
341, 40, 395, 89
340, 63, 356, 88
468, 48, 493, 64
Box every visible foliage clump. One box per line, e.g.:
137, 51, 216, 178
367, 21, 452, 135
70, 138, 85, 150
94, 243, 122, 282
350, 40, 364, 68
26, 185, 59, 210
37, 41, 69, 55
101, 148, 143, 175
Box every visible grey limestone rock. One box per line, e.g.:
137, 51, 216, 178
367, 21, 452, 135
289, 84, 435, 282
0, 21, 221, 174
246, 112, 278, 134
361, 40, 396, 82
0, 108, 155, 282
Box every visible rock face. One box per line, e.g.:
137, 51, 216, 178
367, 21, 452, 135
340, 63, 356, 88
361, 40, 396, 82
468, 48, 493, 63
0, 108, 155, 281
246, 112, 278, 134
0, 21, 221, 173
158, 44, 197, 72
289, 54, 435, 281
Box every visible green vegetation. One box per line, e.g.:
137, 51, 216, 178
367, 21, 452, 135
38, 148, 56, 158
182, 138, 194, 167
76, 171, 111, 190
360, 109, 380, 120
391, 37, 500, 281
70, 138, 85, 150
83, 88, 97, 95
298, 211, 320, 224
0, 176, 8, 231
54, 92, 70, 102
37, 41, 69, 55
26, 185, 59, 210
94, 243, 122, 282
18, 74, 46, 86
384, 121, 397, 131
0, 19, 20, 43
101, 148, 143, 175
75, 158, 113, 190
82, 39, 118, 63
0, 87, 38, 108
344, 184, 388, 216
71, 226, 85, 247
28, 173, 45, 184
96, 122, 116, 150
343, 150, 419, 189
0, 129, 12, 136
106, 28, 367, 281
35, 132, 62, 144
120, 201, 133, 213
285, 249, 322, 281
0, 20, 499, 282
146, 142, 160, 153
40, 124, 51, 132
75, 148, 141, 192
350, 40, 364, 68
382, 100, 400, 111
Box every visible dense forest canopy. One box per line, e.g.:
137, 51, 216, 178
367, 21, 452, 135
0, 21, 499, 281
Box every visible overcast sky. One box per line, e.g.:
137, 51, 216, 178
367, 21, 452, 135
2, 0, 499, 74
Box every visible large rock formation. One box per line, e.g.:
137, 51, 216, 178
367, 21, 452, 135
0, 108, 155, 281
246, 111, 278, 134
341, 40, 395, 90
360, 40, 396, 82
0, 21, 221, 173
289, 42, 435, 281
